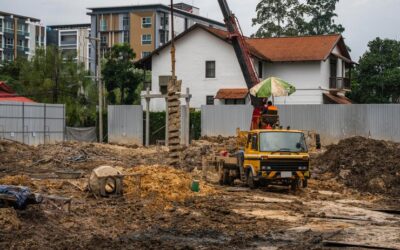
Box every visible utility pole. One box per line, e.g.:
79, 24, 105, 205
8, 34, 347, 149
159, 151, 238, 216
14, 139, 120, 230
87, 33, 103, 143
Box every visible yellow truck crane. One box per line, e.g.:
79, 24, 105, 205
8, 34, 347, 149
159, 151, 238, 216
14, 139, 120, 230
212, 0, 319, 190
218, 130, 311, 190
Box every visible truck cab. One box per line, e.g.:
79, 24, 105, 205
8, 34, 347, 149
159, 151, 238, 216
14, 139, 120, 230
243, 130, 310, 189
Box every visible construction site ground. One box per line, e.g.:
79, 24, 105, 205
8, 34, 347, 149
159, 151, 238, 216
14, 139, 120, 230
0, 138, 399, 249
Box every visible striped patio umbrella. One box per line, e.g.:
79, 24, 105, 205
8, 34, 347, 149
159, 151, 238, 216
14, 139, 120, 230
250, 77, 296, 98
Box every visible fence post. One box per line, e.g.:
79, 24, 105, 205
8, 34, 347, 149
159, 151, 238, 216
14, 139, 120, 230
22, 102, 25, 144
185, 88, 190, 146
43, 104, 46, 144
145, 88, 150, 147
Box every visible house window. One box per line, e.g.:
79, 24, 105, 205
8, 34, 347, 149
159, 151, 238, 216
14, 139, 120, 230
5, 21, 13, 30
205, 61, 216, 78
100, 35, 107, 46
122, 15, 129, 30
100, 19, 107, 31
123, 31, 129, 43
159, 75, 171, 95
17, 23, 25, 32
225, 99, 245, 105
6, 38, 14, 48
258, 61, 263, 78
142, 51, 151, 58
142, 17, 152, 28
206, 96, 214, 105
18, 39, 24, 47
161, 15, 169, 26
160, 30, 169, 44
142, 34, 152, 45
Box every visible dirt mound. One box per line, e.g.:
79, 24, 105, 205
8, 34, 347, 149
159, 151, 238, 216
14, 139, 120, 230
313, 136, 400, 196
123, 165, 217, 207
0, 208, 21, 231
0, 140, 170, 177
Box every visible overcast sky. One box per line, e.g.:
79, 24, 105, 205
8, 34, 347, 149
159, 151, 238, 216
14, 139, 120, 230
1, 0, 399, 61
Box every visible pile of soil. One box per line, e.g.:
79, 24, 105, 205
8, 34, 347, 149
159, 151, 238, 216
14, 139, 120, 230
123, 165, 217, 206
313, 136, 400, 196
0, 140, 169, 176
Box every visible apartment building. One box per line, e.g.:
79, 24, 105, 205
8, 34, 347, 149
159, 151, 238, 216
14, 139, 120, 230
87, 3, 225, 73
47, 23, 92, 70
0, 11, 45, 63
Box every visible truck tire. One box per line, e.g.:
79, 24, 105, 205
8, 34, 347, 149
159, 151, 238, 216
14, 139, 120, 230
247, 171, 257, 189
222, 169, 231, 185
290, 179, 300, 191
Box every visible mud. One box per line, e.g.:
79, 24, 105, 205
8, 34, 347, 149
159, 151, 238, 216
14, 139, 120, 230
0, 138, 399, 249
312, 136, 400, 196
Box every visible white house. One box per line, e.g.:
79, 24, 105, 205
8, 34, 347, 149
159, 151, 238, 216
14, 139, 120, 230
136, 24, 355, 111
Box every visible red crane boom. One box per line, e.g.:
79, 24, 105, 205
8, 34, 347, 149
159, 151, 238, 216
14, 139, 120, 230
217, 0, 260, 100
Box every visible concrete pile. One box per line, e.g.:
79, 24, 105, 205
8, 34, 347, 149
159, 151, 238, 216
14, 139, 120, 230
167, 79, 182, 166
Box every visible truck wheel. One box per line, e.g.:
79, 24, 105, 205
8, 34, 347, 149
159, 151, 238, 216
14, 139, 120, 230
302, 179, 308, 188
247, 171, 257, 189
290, 179, 300, 191
222, 169, 231, 185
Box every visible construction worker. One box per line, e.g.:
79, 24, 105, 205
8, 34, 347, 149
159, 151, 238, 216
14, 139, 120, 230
251, 98, 266, 130
261, 101, 279, 129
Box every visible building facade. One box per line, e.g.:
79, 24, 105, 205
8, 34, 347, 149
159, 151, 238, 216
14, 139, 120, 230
87, 3, 225, 73
137, 25, 355, 111
47, 24, 92, 70
0, 11, 45, 63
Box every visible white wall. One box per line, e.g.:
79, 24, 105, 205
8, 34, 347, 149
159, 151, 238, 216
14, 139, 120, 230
144, 28, 246, 111
262, 61, 324, 104
145, 30, 350, 109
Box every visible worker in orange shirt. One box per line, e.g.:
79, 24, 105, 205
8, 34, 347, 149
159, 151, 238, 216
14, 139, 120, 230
262, 101, 278, 129
251, 98, 266, 130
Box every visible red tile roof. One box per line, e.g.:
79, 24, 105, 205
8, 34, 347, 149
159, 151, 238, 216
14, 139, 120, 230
323, 93, 352, 104
136, 24, 353, 67
246, 35, 342, 62
0, 82, 35, 103
203, 26, 351, 62
215, 88, 248, 99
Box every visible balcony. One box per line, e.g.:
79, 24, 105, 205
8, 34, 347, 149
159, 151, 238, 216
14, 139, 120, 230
4, 44, 13, 49
4, 28, 13, 34
18, 30, 30, 37
329, 77, 351, 90
17, 46, 29, 53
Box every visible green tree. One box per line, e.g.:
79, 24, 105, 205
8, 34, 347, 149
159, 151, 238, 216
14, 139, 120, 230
302, 0, 345, 35
102, 44, 143, 105
349, 38, 400, 103
252, 0, 344, 37
252, 0, 303, 37
17, 46, 96, 126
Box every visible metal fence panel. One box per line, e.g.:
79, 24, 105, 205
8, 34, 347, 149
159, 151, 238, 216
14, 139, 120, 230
0, 102, 65, 145
201, 105, 253, 137
108, 105, 143, 145
201, 104, 400, 144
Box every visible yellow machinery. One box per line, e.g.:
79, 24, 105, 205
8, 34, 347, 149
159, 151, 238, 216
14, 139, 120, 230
215, 129, 317, 190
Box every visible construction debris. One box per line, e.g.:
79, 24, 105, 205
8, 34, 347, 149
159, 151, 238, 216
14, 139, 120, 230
0, 138, 399, 249
89, 166, 123, 197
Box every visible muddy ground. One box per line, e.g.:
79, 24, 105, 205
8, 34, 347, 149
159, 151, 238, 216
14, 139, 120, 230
0, 138, 399, 249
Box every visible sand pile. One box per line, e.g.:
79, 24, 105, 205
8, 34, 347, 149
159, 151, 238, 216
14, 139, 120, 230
313, 136, 400, 196
123, 165, 217, 204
